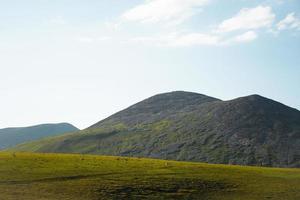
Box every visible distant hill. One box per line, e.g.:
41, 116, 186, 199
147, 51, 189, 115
12, 91, 300, 167
0, 123, 79, 149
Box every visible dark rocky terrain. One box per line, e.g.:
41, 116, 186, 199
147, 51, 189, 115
13, 91, 300, 167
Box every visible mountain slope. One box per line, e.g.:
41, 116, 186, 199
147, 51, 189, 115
12, 91, 300, 167
0, 123, 79, 149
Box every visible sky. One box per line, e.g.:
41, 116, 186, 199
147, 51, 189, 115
0, 0, 299, 129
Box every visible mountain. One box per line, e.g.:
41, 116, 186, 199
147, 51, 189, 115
12, 91, 300, 167
0, 123, 79, 149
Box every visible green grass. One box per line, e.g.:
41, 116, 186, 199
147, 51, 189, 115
0, 152, 299, 200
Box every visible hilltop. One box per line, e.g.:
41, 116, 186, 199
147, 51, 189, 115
0, 123, 79, 149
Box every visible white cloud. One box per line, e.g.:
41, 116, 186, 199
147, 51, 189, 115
121, 0, 210, 25
233, 31, 258, 43
103, 2, 271, 48
167, 33, 219, 46
215, 31, 258, 46
169, 33, 220, 46
277, 13, 300, 31
129, 31, 259, 47
130, 32, 219, 47
218, 6, 275, 32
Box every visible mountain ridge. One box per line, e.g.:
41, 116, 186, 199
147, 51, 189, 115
0, 123, 79, 150
89, 91, 221, 129
11, 91, 300, 168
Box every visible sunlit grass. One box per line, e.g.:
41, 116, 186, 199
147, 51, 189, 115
0, 152, 299, 200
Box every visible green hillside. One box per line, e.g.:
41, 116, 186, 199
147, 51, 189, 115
0, 123, 79, 150
12, 91, 300, 167
0, 152, 299, 200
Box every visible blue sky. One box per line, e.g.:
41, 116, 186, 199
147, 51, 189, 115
0, 0, 299, 129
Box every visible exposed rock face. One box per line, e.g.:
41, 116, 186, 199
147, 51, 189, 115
13, 91, 300, 167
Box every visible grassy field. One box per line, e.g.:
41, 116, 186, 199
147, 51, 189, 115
0, 152, 299, 200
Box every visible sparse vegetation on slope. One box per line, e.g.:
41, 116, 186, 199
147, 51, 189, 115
11, 91, 300, 167
0, 152, 299, 200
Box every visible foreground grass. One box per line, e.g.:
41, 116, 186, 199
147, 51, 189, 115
0, 152, 299, 200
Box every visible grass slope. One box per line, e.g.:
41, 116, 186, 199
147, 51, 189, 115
0, 152, 299, 200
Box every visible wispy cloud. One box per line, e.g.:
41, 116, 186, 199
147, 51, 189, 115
121, 4, 278, 47
101, 2, 300, 47
121, 0, 210, 25
168, 32, 220, 46
217, 6, 275, 33
129, 32, 219, 47
277, 13, 300, 31
233, 31, 258, 42
221, 31, 258, 45
129, 30, 259, 47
